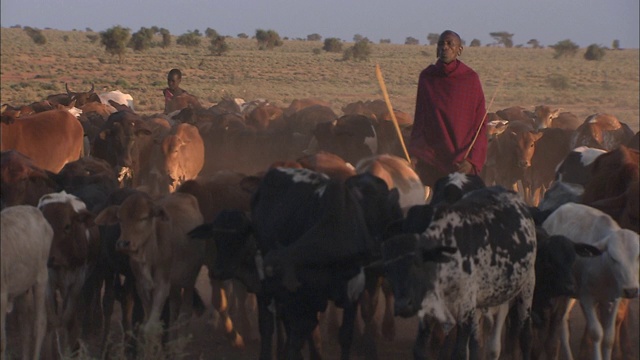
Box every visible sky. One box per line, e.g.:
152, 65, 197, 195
1, 0, 638, 49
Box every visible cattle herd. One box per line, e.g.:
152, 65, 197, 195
0, 85, 638, 360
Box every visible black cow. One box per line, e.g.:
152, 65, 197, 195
382, 186, 537, 360
191, 167, 402, 360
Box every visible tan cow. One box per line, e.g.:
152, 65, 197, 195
1, 107, 84, 173
94, 191, 205, 341
1, 205, 54, 360
533, 105, 582, 131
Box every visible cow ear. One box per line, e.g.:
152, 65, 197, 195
75, 210, 96, 227
573, 243, 603, 257
421, 246, 457, 263
95, 205, 120, 225
152, 206, 170, 222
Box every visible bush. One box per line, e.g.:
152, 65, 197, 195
129, 27, 154, 52
551, 39, 579, 59
343, 40, 371, 62
159, 28, 171, 48
209, 35, 229, 56
470, 39, 481, 47
237, 33, 249, 39
379, 38, 391, 44
584, 44, 606, 61
546, 73, 570, 90
312, 48, 322, 55
255, 29, 283, 50
86, 34, 99, 43
323, 38, 343, 52
100, 26, 131, 62
63, 35, 69, 42
405, 37, 419, 45
307, 33, 322, 41
427, 33, 439, 45
205, 28, 220, 38
24, 27, 46, 45
612, 39, 620, 50
177, 30, 202, 47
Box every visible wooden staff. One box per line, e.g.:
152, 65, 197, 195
375, 64, 411, 163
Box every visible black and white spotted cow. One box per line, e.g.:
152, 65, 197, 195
382, 186, 537, 360
191, 167, 402, 360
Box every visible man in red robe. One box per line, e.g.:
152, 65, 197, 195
409, 30, 487, 187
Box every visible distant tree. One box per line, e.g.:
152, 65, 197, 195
353, 34, 364, 42
469, 39, 481, 47
86, 34, 99, 43
490, 31, 514, 48
307, 33, 322, 41
237, 33, 249, 39
312, 48, 322, 55
405, 37, 419, 45
100, 25, 131, 62
63, 35, 69, 42
10, 24, 22, 29
129, 27, 154, 51
177, 30, 202, 47
427, 33, 439, 45
85, 27, 93, 32
159, 28, 171, 48
24, 27, 47, 45
551, 39, 579, 59
150, 26, 160, 34
343, 39, 371, 61
584, 44, 606, 61
323, 37, 343, 52
205, 28, 219, 38
527, 39, 542, 48
209, 34, 229, 56
612, 39, 621, 50
379, 38, 391, 44
255, 29, 283, 50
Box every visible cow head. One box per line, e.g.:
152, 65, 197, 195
382, 234, 456, 318
95, 191, 168, 257
65, 82, 100, 107
1, 150, 58, 208
38, 192, 96, 268
509, 126, 544, 168
533, 105, 561, 131
600, 230, 640, 299
95, 111, 152, 168
430, 173, 486, 206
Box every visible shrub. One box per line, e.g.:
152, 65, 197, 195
427, 33, 439, 45
584, 44, 606, 61
255, 29, 283, 50
307, 33, 322, 41
470, 39, 481, 47
527, 39, 542, 48
405, 37, 419, 45
551, 39, 579, 59
237, 33, 249, 39
379, 38, 391, 44
546, 73, 570, 90
63, 35, 69, 42
490, 31, 514, 48
209, 35, 229, 56
323, 38, 343, 52
205, 28, 220, 38
177, 30, 202, 47
100, 25, 131, 62
86, 34, 99, 43
24, 27, 47, 45
312, 48, 322, 55
343, 40, 371, 62
612, 39, 620, 50
159, 28, 171, 48
129, 27, 154, 52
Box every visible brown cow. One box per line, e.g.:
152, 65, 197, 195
46, 83, 100, 107
165, 92, 203, 115
0, 150, 58, 208
283, 98, 332, 118
141, 123, 205, 196
532, 105, 582, 131
95, 191, 205, 342
495, 106, 535, 125
570, 113, 634, 151
37, 192, 100, 358
1, 205, 54, 360
1, 107, 84, 173
245, 103, 284, 130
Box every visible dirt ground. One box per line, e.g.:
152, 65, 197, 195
4, 267, 639, 360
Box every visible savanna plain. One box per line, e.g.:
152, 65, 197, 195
0, 27, 638, 359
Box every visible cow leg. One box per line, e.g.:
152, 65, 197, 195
307, 323, 322, 360
452, 316, 474, 360
338, 303, 358, 360
558, 298, 577, 360
580, 297, 605, 360
613, 299, 630, 360
381, 279, 396, 342
257, 294, 275, 360
210, 278, 244, 348
485, 304, 509, 360
358, 276, 380, 360
599, 299, 620, 360
412, 319, 432, 360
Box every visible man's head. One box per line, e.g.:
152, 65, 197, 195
167, 68, 182, 92
437, 30, 463, 64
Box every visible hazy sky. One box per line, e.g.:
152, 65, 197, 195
1, 0, 638, 48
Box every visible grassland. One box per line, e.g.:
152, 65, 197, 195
1, 27, 638, 132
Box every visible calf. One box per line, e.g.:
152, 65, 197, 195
532, 105, 581, 131
570, 113, 634, 151
383, 186, 537, 360
1, 150, 58, 208
95, 191, 205, 341
1, 205, 54, 360
542, 203, 639, 360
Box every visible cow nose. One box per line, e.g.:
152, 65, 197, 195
115, 240, 130, 252
622, 287, 639, 299
518, 160, 530, 168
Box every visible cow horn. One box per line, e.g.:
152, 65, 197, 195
88, 82, 95, 93
65, 82, 72, 95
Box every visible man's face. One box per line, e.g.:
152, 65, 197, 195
437, 33, 462, 64
167, 74, 181, 92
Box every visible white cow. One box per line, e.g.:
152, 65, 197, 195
1, 205, 54, 360
99, 90, 134, 111
542, 203, 639, 360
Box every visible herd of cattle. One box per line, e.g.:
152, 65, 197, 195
1, 84, 639, 360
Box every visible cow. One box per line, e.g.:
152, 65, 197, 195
99, 90, 134, 111
46, 83, 100, 107
296, 152, 357, 182
532, 105, 582, 131
570, 113, 634, 151
1, 107, 85, 173
1, 205, 54, 360
191, 168, 402, 359
495, 106, 535, 125
245, 102, 284, 130
37, 192, 100, 357
554, 146, 607, 185
164, 92, 203, 115
283, 98, 332, 118
382, 186, 537, 360
1, 150, 58, 208
310, 114, 378, 165
141, 123, 205, 196
523, 127, 573, 206
94, 191, 205, 343
542, 203, 639, 360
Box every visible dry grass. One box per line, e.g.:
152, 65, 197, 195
1, 27, 638, 132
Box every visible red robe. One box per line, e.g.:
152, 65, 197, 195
409, 59, 487, 175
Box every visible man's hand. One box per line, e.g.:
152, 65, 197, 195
455, 159, 473, 174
